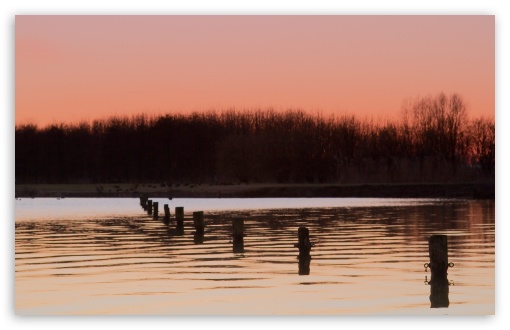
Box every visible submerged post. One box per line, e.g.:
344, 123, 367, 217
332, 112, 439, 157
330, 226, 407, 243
193, 211, 205, 235
297, 227, 312, 256
147, 200, 153, 216
153, 202, 159, 220
175, 207, 184, 229
163, 204, 170, 225
193, 212, 204, 243
232, 219, 244, 253
295, 226, 312, 275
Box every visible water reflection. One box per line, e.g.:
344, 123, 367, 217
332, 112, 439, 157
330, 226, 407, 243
233, 239, 245, 254
232, 218, 245, 254
425, 272, 454, 308
298, 255, 311, 275
428, 275, 450, 308
15, 199, 494, 315
175, 222, 184, 235
194, 232, 204, 244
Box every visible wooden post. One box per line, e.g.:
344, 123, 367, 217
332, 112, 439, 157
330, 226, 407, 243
297, 226, 312, 256
153, 202, 159, 220
428, 234, 450, 308
193, 211, 205, 235
147, 200, 153, 216
139, 196, 148, 210
163, 204, 170, 225
428, 235, 448, 278
232, 219, 244, 253
295, 226, 312, 274
232, 219, 244, 242
175, 207, 184, 229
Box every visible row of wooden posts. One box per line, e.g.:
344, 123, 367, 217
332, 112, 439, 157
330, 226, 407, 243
139, 196, 452, 306
140, 196, 450, 274
139, 196, 246, 247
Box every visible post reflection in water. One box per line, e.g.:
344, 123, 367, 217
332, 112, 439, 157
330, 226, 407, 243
428, 276, 450, 308
175, 222, 184, 236
194, 232, 204, 244
232, 218, 245, 254
298, 254, 311, 275
233, 238, 245, 254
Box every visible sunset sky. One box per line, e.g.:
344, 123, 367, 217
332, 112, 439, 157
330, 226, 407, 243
15, 15, 494, 127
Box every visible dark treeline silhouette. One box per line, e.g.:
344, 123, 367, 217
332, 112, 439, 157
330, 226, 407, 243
15, 93, 494, 185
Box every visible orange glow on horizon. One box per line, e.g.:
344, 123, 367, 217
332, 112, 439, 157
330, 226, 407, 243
15, 15, 494, 127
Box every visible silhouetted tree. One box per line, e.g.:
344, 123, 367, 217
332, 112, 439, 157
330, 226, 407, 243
15, 93, 494, 185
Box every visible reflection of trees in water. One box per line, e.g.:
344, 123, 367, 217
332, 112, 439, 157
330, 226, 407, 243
15, 200, 493, 258
16, 217, 173, 249
381, 201, 494, 241
466, 200, 496, 244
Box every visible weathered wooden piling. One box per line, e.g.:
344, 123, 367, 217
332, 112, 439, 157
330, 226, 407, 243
175, 207, 184, 229
147, 200, 153, 216
428, 235, 449, 278
232, 219, 244, 242
296, 226, 312, 256
163, 204, 170, 225
153, 202, 159, 220
139, 196, 148, 210
232, 219, 244, 253
193, 211, 205, 235
426, 234, 451, 308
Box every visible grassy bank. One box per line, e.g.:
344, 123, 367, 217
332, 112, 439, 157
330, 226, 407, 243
15, 182, 495, 199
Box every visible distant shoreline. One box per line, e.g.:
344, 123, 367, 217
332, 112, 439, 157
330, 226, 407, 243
15, 182, 495, 199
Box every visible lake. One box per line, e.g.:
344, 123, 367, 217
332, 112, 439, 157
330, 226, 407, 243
15, 198, 495, 315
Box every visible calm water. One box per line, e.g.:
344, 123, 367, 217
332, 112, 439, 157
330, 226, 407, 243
15, 198, 495, 315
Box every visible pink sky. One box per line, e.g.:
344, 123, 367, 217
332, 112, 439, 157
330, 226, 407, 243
15, 15, 494, 127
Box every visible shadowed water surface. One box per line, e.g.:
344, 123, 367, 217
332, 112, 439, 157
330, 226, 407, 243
15, 198, 494, 315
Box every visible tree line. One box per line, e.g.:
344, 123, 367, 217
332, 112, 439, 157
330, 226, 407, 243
15, 93, 494, 185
